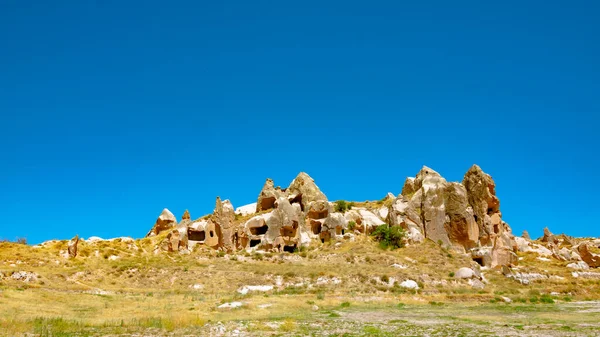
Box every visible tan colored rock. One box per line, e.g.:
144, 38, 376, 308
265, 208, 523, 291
491, 233, 518, 268
182, 210, 191, 221
320, 212, 348, 241
307, 200, 331, 220
522, 230, 531, 240
444, 183, 479, 251
213, 197, 237, 251
188, 219, 219, 248
542, 227, 558, 244
387, 196, 423, 243
417, 167, 451, 247
287, 172, 327, 211
68, 235, 79, 258
401, 177, 416, 197
578, 243, 600, 268
147, 208, 178, 237
462, 165, 501, 239
256, 179, 283, 212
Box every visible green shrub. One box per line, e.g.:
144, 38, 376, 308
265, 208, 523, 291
334, 200, 349, 213
340, 302, 351, 308
540, 294, 555, 304
449, 272, 455, 277
371, 224, 406, 250
348, 221, 356, 231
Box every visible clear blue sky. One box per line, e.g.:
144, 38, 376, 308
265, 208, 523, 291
1, 1, 598, 244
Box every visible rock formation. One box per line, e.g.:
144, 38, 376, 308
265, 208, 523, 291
286, 172, 327, 211
143, 166, 520, 268
214, 197, 236, 251
578, 243, 600, 268
462, 165, 501, 244
256, 179, 283, 212
147, 208, 178, 237
68, 235, 79, 258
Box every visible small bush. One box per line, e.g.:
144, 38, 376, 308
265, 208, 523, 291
449, 272, 455, 278
334, 200, 349, 213
348, 221, 356, 231
371, 224, 406, 250
340, 302, 351, 308
540, 294, 555, 304
348, 202, 355, 210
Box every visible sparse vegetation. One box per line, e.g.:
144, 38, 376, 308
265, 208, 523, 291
371, 224, 406, 249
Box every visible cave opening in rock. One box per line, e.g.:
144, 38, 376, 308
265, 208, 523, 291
249, 239, 261, 247
290, 194, 304, 211
250, 224, 269, 235
311, 221, 322, 235
188, 230, 206, 241
473, 257, 484, 266
473, 215, 478, 223
260, 197, 276, 211
283, 245, 296, 253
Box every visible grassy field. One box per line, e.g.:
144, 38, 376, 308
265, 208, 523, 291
1, 234, 600, 336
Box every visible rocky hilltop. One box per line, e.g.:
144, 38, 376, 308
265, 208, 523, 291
133, 164, 597, 271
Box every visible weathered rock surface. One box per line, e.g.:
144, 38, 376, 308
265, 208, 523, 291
147, 208, 178, 237
214, 197, 236, 251
578, 243, 600, 268
462, 165, 501, 242
444, 183, 479, 251
256, 179, 282, 212
522, 230, 531, 240
286, 172, 327, 211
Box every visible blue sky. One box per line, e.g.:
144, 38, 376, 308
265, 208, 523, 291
1, 1, 598, 243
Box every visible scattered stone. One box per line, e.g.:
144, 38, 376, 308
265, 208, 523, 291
11, 271, 38, 283
237, 285, 274, 295
400, 280, 419, 290
455, 267, 476, 279
218, 302, 243, 309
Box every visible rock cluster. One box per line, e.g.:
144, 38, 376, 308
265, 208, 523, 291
143, 166, 528, 268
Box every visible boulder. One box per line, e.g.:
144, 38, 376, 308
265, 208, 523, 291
256, 179, 283, 212
578, 243, 600, 268
491, 233, 518, 268
522, 230, 531, 240
462, 165, 501, 240
455, 267, 476, 279
358, 210, 385, 234
286, 172, 327, 211
147, 208, 178, 237
399, 280, 419, 290
213, 197, 237, 251
68, 235, 79, 258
